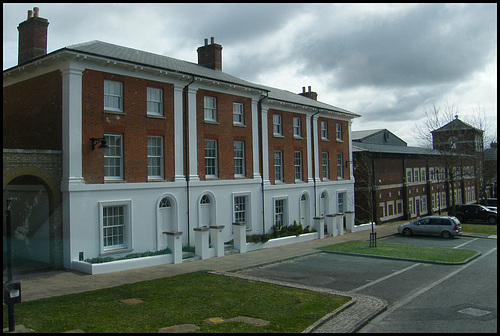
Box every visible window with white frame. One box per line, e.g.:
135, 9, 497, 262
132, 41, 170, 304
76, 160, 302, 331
337, 153, 343, 179
274, 150, 283, 182
234, 195, 247, 223
406, 168, 412, 183
99, 200, 131, 253
147, 87, 163, 116
273, 114, 282, 136
421, 196, 427, 214
338, 192, 345, 214
408, 198, 413, 215
104, 80, 123, 112
321, 121, 328, 139
294, 151, 302, 181
102, 205, 125, 249
234, 141, 245, 177
205, 139, 218, 177
104, 134, 123, 180
293, 117, 301, 138
413, 168, 419, 182
233, 102, 244, 125
430, 167, 435, 181
274, 198, 286, 228
336, 123, 342, 141
147, 136, 164, 179
322, 152, 329, 179
420, 168, 426, 182
204, 96, 217, 122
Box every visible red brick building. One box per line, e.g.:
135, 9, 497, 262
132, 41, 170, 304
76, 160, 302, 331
3, 9, 360, 272
352, 128, 480, 224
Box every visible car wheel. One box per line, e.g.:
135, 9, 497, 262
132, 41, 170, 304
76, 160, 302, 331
403, 228, 412, 236
488, 216, 497, 225
441, 231, 451, 239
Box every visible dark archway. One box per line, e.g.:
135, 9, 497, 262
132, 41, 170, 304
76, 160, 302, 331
3, 171, 63, 278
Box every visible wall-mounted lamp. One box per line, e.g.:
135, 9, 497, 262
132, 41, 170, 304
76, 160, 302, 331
90, 137, 108, 150
345, 160, 352, 167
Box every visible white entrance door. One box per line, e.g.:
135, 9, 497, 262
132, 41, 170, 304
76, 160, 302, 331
158, 198, 172, 250
199, 195, 213, 227
319, 191, 328, 217
300, 194, 310, 227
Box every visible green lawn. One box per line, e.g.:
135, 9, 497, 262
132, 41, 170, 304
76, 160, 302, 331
2, 271, 350, 333
319, 240, 479, 263
462, 224, 497, 235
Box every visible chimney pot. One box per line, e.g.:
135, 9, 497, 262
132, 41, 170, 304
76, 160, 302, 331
298, 86, 318, 101
17, 7, 49, 64
197, 37, 222, 71
211, 36, 215, 44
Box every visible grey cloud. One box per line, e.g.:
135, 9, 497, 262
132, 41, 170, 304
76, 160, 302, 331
297, 4, 497, 90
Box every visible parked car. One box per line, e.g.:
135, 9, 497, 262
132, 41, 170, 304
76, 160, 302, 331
398, 216, 463, 238
477, 198, 497, 207
448, 204, 497, 225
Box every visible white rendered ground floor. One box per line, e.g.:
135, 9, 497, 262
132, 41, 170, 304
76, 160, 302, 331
62, 178, 356, 271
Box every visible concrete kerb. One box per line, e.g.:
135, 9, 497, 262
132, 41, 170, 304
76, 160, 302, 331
320, 249, 483, 265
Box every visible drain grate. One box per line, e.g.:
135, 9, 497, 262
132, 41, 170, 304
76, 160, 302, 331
457, 307, 491, 317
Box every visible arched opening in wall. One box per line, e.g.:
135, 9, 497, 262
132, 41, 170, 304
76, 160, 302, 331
3, 174, 57, 278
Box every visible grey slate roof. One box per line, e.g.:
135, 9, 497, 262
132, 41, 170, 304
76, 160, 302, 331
431, 117, 483, 133
351, 129, 407, 146
65, 40, 266, 91
353, 142, 441, 156
484, 146, 497, 161
63, 40, 359, 117
352, 128, 441, 156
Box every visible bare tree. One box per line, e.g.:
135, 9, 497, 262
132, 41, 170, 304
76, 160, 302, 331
413, 103, 490, 206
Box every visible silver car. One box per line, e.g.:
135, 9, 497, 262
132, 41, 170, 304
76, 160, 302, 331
398, 216, 463, 239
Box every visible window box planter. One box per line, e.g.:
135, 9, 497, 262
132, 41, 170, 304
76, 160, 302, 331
71, 253, 174, 275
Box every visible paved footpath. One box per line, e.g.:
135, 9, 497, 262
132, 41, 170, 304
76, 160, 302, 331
4, 221, 407, 333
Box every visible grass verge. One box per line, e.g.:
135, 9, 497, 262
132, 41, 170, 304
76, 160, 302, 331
2, 271, 350, 333
319, 240, 479, 263
462, 224, 497, 235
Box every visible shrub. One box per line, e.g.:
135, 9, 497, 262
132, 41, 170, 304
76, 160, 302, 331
84, 248, 171, 264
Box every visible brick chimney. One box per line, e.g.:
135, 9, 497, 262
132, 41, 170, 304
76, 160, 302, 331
298, 86, 318, 101
17, 7, 49, 65
197, 37, 223, 71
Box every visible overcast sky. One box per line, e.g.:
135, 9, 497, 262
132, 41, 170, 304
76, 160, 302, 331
3, 3, 497, 146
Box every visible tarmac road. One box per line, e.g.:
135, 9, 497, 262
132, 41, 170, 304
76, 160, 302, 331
236, 234, 497, 333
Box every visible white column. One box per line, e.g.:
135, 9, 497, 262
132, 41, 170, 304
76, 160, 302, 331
194, 226, 209, 259
314, 216, 325, 239
326, 214, 337, 236
261, 107, 270, 185
61, 64, 85, 189
306, 115, 314, 183
166, 231, 183, 264
173, 84, 184, 182
209, 225, 225, 257
232, 222, 247, 253
348, 120, 354, 180
312, 114, 321, 182
251, 98, 261, 179
187, 87, 199, 181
